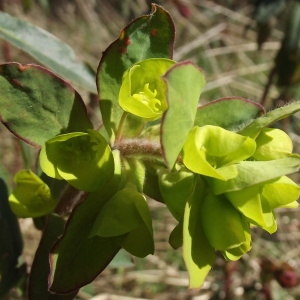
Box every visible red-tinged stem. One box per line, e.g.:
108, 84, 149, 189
115, 112, 128, 142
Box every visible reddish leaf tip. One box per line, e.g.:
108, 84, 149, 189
18, 64, 30, 71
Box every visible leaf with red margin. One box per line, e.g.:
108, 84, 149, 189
48, 192, 120, 294
195, 97, 265, 132
28, 214, 78, 300
97, 4, 175, 140
0, 63, 93, 147
161, 62, 205, 169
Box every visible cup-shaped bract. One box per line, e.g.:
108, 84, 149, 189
262, 176, 300, 209
252, 128, 293, 161
226, 184, 277, 233
39, 129, 114, 192
182, 125, 256, 180
226, 176, 299, 233
9, 169, 58, 218
119, 58, 176, 120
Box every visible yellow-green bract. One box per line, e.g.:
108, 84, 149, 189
39, 129, 114, 192
252, 127, 293, 160
182, 125, 256, 180
9, 169, 58, 218
118, 58, 176, 120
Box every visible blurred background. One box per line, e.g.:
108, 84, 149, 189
1, 0, 300, 299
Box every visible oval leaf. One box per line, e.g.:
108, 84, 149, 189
239, 101, 300, 138
195, 97, 265, 131
210, 156, 300, 194
0, 63, 93, 147
91, 187, 145, 237
161, 61, 206, 169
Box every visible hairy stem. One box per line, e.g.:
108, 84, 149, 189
114, 138, 162, 157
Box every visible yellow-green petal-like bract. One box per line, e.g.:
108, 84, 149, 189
119, 58, 176, 120
182, 126, 256, 180
252, 128, 293, 160
9, 169, 58, 218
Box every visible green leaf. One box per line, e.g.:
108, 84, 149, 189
124, 158, 146, 193
121, 223, 154, 258
142, 161, 164, 202
107, 249, 133, 268
210, 156, 300, 194
183, 177, 215, 288
201, 193, 246, 251
91, 186, 154, 258
0, 63, 93, 147
0, 11, 96, 93
158, 167, 195, 221
9, 170, 58, 218
195, 97, 265, 131
169, 221, 183, 249
28, 214, 78, 300
161, 62, 206, 169
49, 191, 121, 294
90, 187, 145, 237
40, 130, 114, 192
222, 218, 251, 261
0, 178, 24, 297
239, 101, 300, 139
97, 4, 175, 139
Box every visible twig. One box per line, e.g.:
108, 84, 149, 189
260, 66, 276, 107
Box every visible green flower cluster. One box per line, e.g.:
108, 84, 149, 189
8, 54, 300, 290
178, 125, 299, 286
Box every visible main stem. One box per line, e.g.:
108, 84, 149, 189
113, 138, 162, 158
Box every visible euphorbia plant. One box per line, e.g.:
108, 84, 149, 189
1, 4, 300, 298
